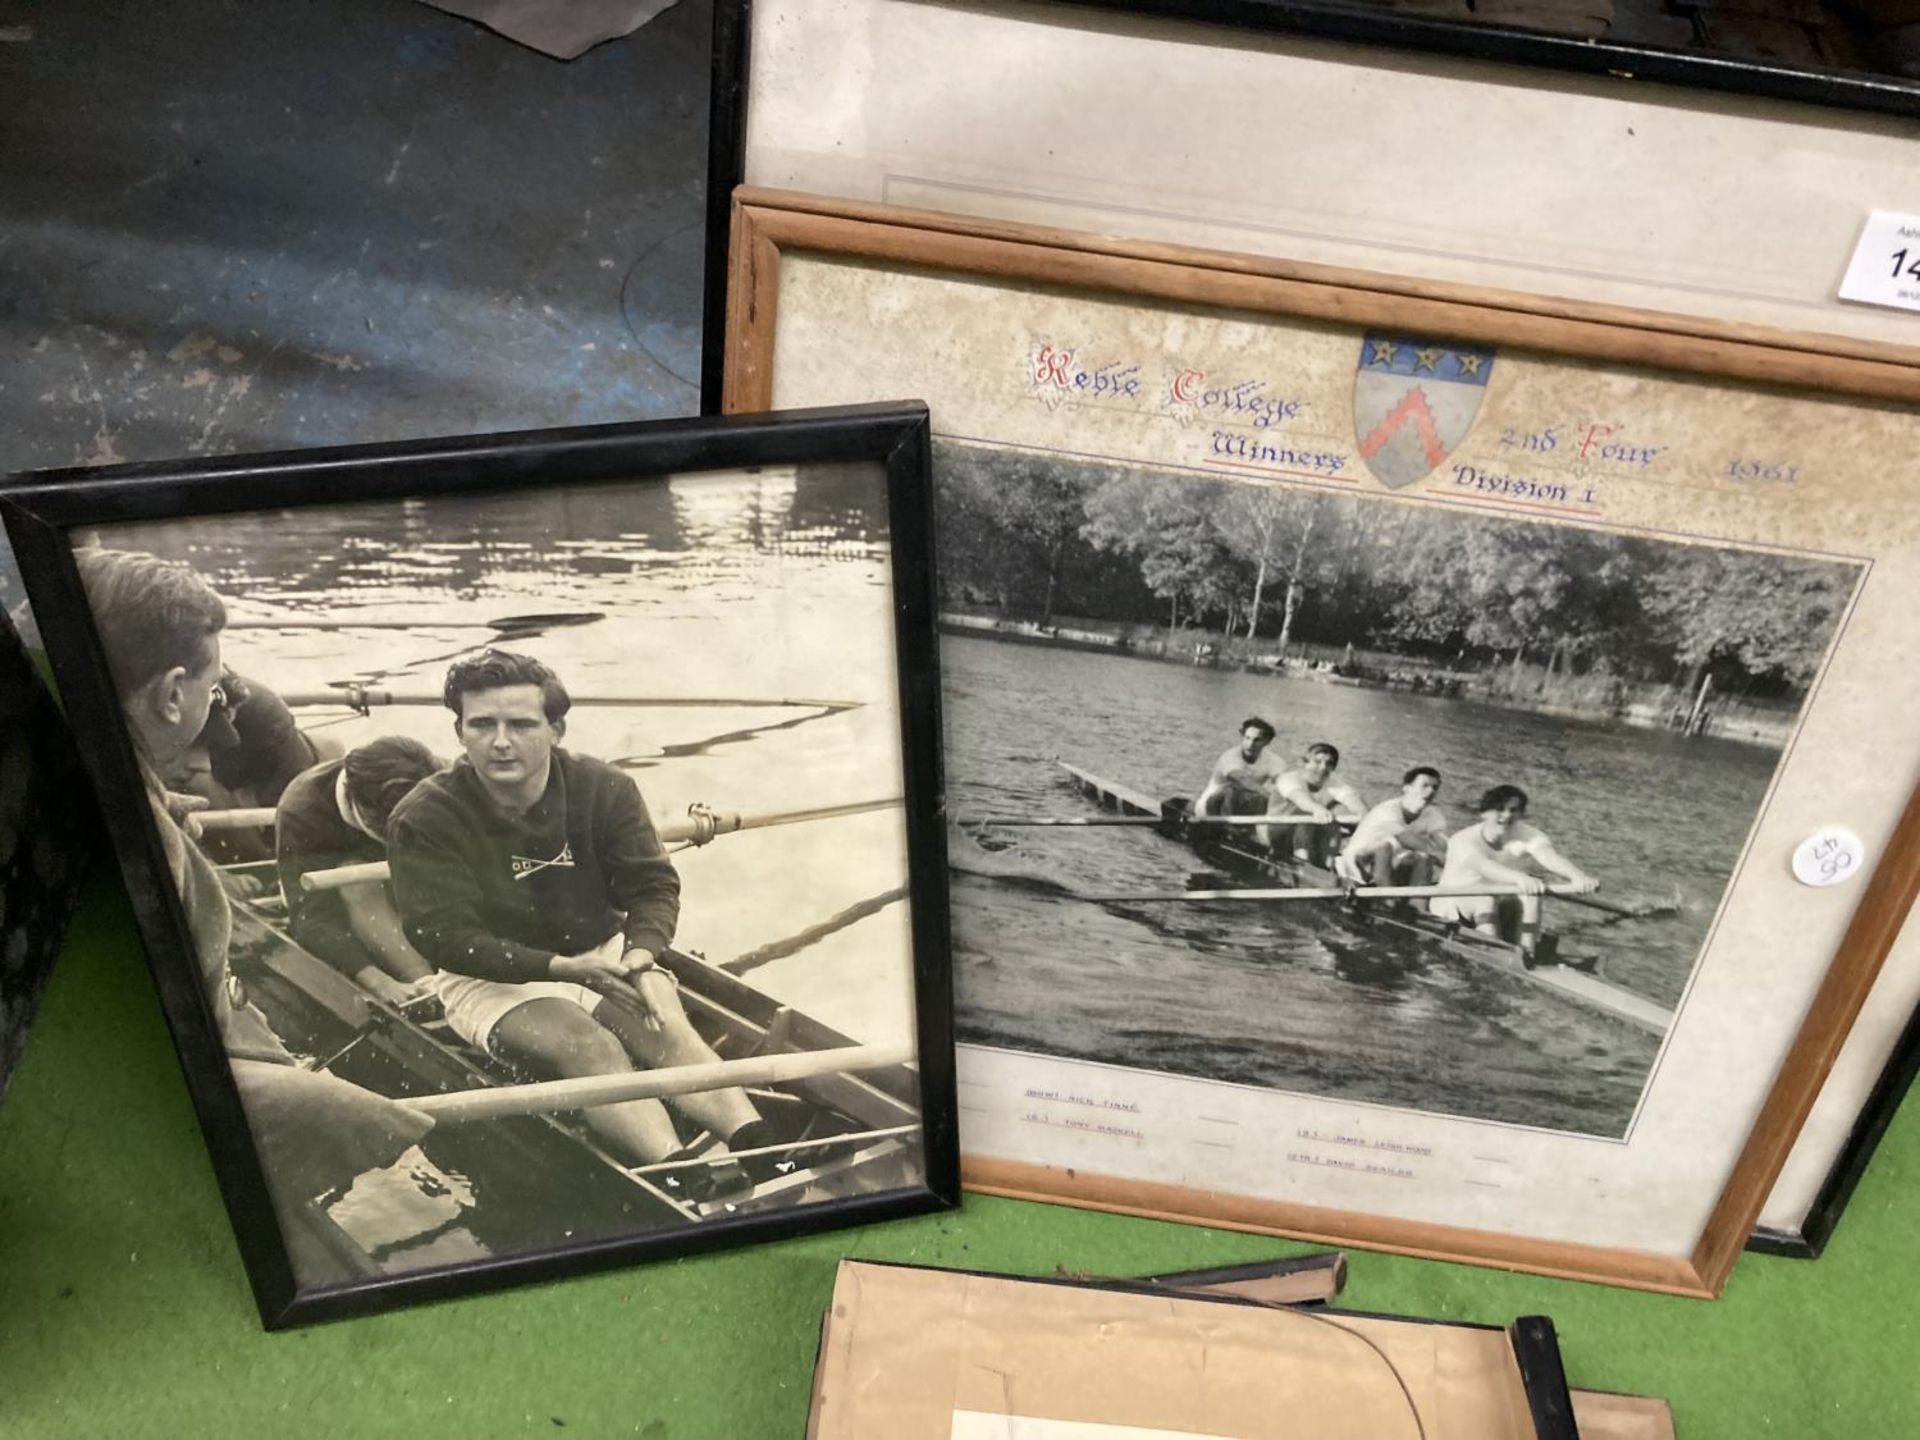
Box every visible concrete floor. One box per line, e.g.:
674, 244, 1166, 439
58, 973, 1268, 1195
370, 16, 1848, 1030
0, 0, 711, 633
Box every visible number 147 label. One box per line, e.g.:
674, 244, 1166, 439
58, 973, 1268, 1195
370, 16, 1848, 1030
1838, 210, 1920, 314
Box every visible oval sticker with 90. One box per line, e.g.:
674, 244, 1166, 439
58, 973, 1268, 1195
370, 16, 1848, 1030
1793, 828, 1865, 888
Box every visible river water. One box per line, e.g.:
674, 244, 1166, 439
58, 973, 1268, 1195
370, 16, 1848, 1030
942, 634, 1784, 1137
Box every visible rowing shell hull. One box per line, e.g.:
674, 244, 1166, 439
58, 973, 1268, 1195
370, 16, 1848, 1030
1058, 763, 1673, 1036
227, 895, 923, 1279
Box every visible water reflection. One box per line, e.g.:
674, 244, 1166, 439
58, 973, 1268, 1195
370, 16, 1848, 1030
94, 465, 889, 620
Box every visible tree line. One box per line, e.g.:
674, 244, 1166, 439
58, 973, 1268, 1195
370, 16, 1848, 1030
933, 440, 1856, 706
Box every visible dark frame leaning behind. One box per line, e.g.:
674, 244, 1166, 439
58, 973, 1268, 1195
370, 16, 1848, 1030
698, 0, 1920, 412
0, 402, 957, 1327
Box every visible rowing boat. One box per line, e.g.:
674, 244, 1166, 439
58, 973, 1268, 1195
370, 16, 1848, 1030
226, 882, 924, 1282
1057, 762, 1674, 1036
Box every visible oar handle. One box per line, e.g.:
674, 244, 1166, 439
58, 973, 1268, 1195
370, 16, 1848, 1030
303, 860, 391, 892
188, 807, 276, 835
405, 1042, 914, 1124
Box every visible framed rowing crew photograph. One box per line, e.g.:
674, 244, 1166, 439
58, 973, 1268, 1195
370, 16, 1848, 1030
722, 191, 1920, 1295
705, 0, 1920, 1264
0, 403, 957, 1327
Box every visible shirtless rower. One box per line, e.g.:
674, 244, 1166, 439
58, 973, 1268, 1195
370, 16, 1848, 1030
1335, 766, 1447, 889
1428, 784, 1599, 965
1271, 742, 1365, 864
1194, 717, 1284, 817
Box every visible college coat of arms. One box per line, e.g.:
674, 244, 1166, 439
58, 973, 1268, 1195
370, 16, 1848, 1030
1352, 335, 1495, 488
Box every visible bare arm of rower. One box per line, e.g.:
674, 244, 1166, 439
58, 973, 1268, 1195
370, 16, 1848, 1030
1193, 754, 1236, 814
1457, 845, 1548, 896
338, 884, 436, 1004
1407, 808, 1450, 860
278, 797, 397, 984
1273, 773, 1328, 820
1523, 833, 1600, 894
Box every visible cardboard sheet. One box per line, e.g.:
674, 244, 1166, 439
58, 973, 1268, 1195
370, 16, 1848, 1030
808, 1261, 1543, 1439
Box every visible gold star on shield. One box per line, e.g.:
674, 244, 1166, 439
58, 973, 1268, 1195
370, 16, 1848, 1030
1457, 352, 1484, 377
1369, 339, 1398, 366
1413, 347, 1442, 372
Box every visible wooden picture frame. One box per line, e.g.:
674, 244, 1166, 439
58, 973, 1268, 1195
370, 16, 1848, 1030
722, 191, 1920, 1295
0, 403, 958, 1327
700, 0, 1920, 417
702, 0, 1920, 1259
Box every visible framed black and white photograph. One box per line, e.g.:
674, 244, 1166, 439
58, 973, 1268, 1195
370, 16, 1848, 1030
705, 0, 1920, 1262
726, 196, 1920, 1295
0, 402, 956, 1327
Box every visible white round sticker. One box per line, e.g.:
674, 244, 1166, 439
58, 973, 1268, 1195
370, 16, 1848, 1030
1792, 828, 1865, 888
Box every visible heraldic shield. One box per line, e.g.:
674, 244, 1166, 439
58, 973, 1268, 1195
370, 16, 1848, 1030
1353, 334, 1495, 488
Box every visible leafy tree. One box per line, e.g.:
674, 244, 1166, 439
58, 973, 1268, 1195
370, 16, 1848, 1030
933, 442, 1102, 620
1082, 473, 1238, 635
1211, 483, 1340, 651
1641, 545, 1853, 722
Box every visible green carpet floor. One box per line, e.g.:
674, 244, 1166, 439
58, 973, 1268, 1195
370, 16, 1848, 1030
3, 872, 1915, 1437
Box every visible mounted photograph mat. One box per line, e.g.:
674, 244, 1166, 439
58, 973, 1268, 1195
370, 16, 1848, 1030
704, 0, 1920, 411
706, 5, 1920, 1253
723, 194, 1920, 1294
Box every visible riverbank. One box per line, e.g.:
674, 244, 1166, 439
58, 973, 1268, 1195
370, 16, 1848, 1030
936, 611, 1796, 747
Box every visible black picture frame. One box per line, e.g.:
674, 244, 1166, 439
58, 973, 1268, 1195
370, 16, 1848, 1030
0, 401, 958, 1327
1748, 997, 1920, 1258
699, 0, 1920, 413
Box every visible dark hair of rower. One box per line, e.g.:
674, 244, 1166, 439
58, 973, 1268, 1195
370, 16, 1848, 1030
1305, 741, 1340, 765
1240, 717, 1275, 742
442, 648, 571, 724
1477, 783, 1529, 816
74, 548, 226, 697
342, 736, 441, 831
1402, 765, 1441, 787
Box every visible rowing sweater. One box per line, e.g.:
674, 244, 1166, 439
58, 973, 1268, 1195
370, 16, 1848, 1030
386, 749, 680, 983
275, 757, 384, 978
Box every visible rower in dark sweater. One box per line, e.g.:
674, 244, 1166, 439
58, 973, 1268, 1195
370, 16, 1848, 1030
276, 736, 442, 1008
386, 649, 769, 1194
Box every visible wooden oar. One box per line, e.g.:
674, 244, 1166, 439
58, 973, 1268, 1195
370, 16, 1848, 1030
965, 813, 1345, 828
1073, 881, 1604, 903
276, 684, 863, 712
1552, 886, 1684, 922
404, 1042, 913, 1124
298, 796, 905, 892
189, 808, 276, 835
225, 611, 606, 634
